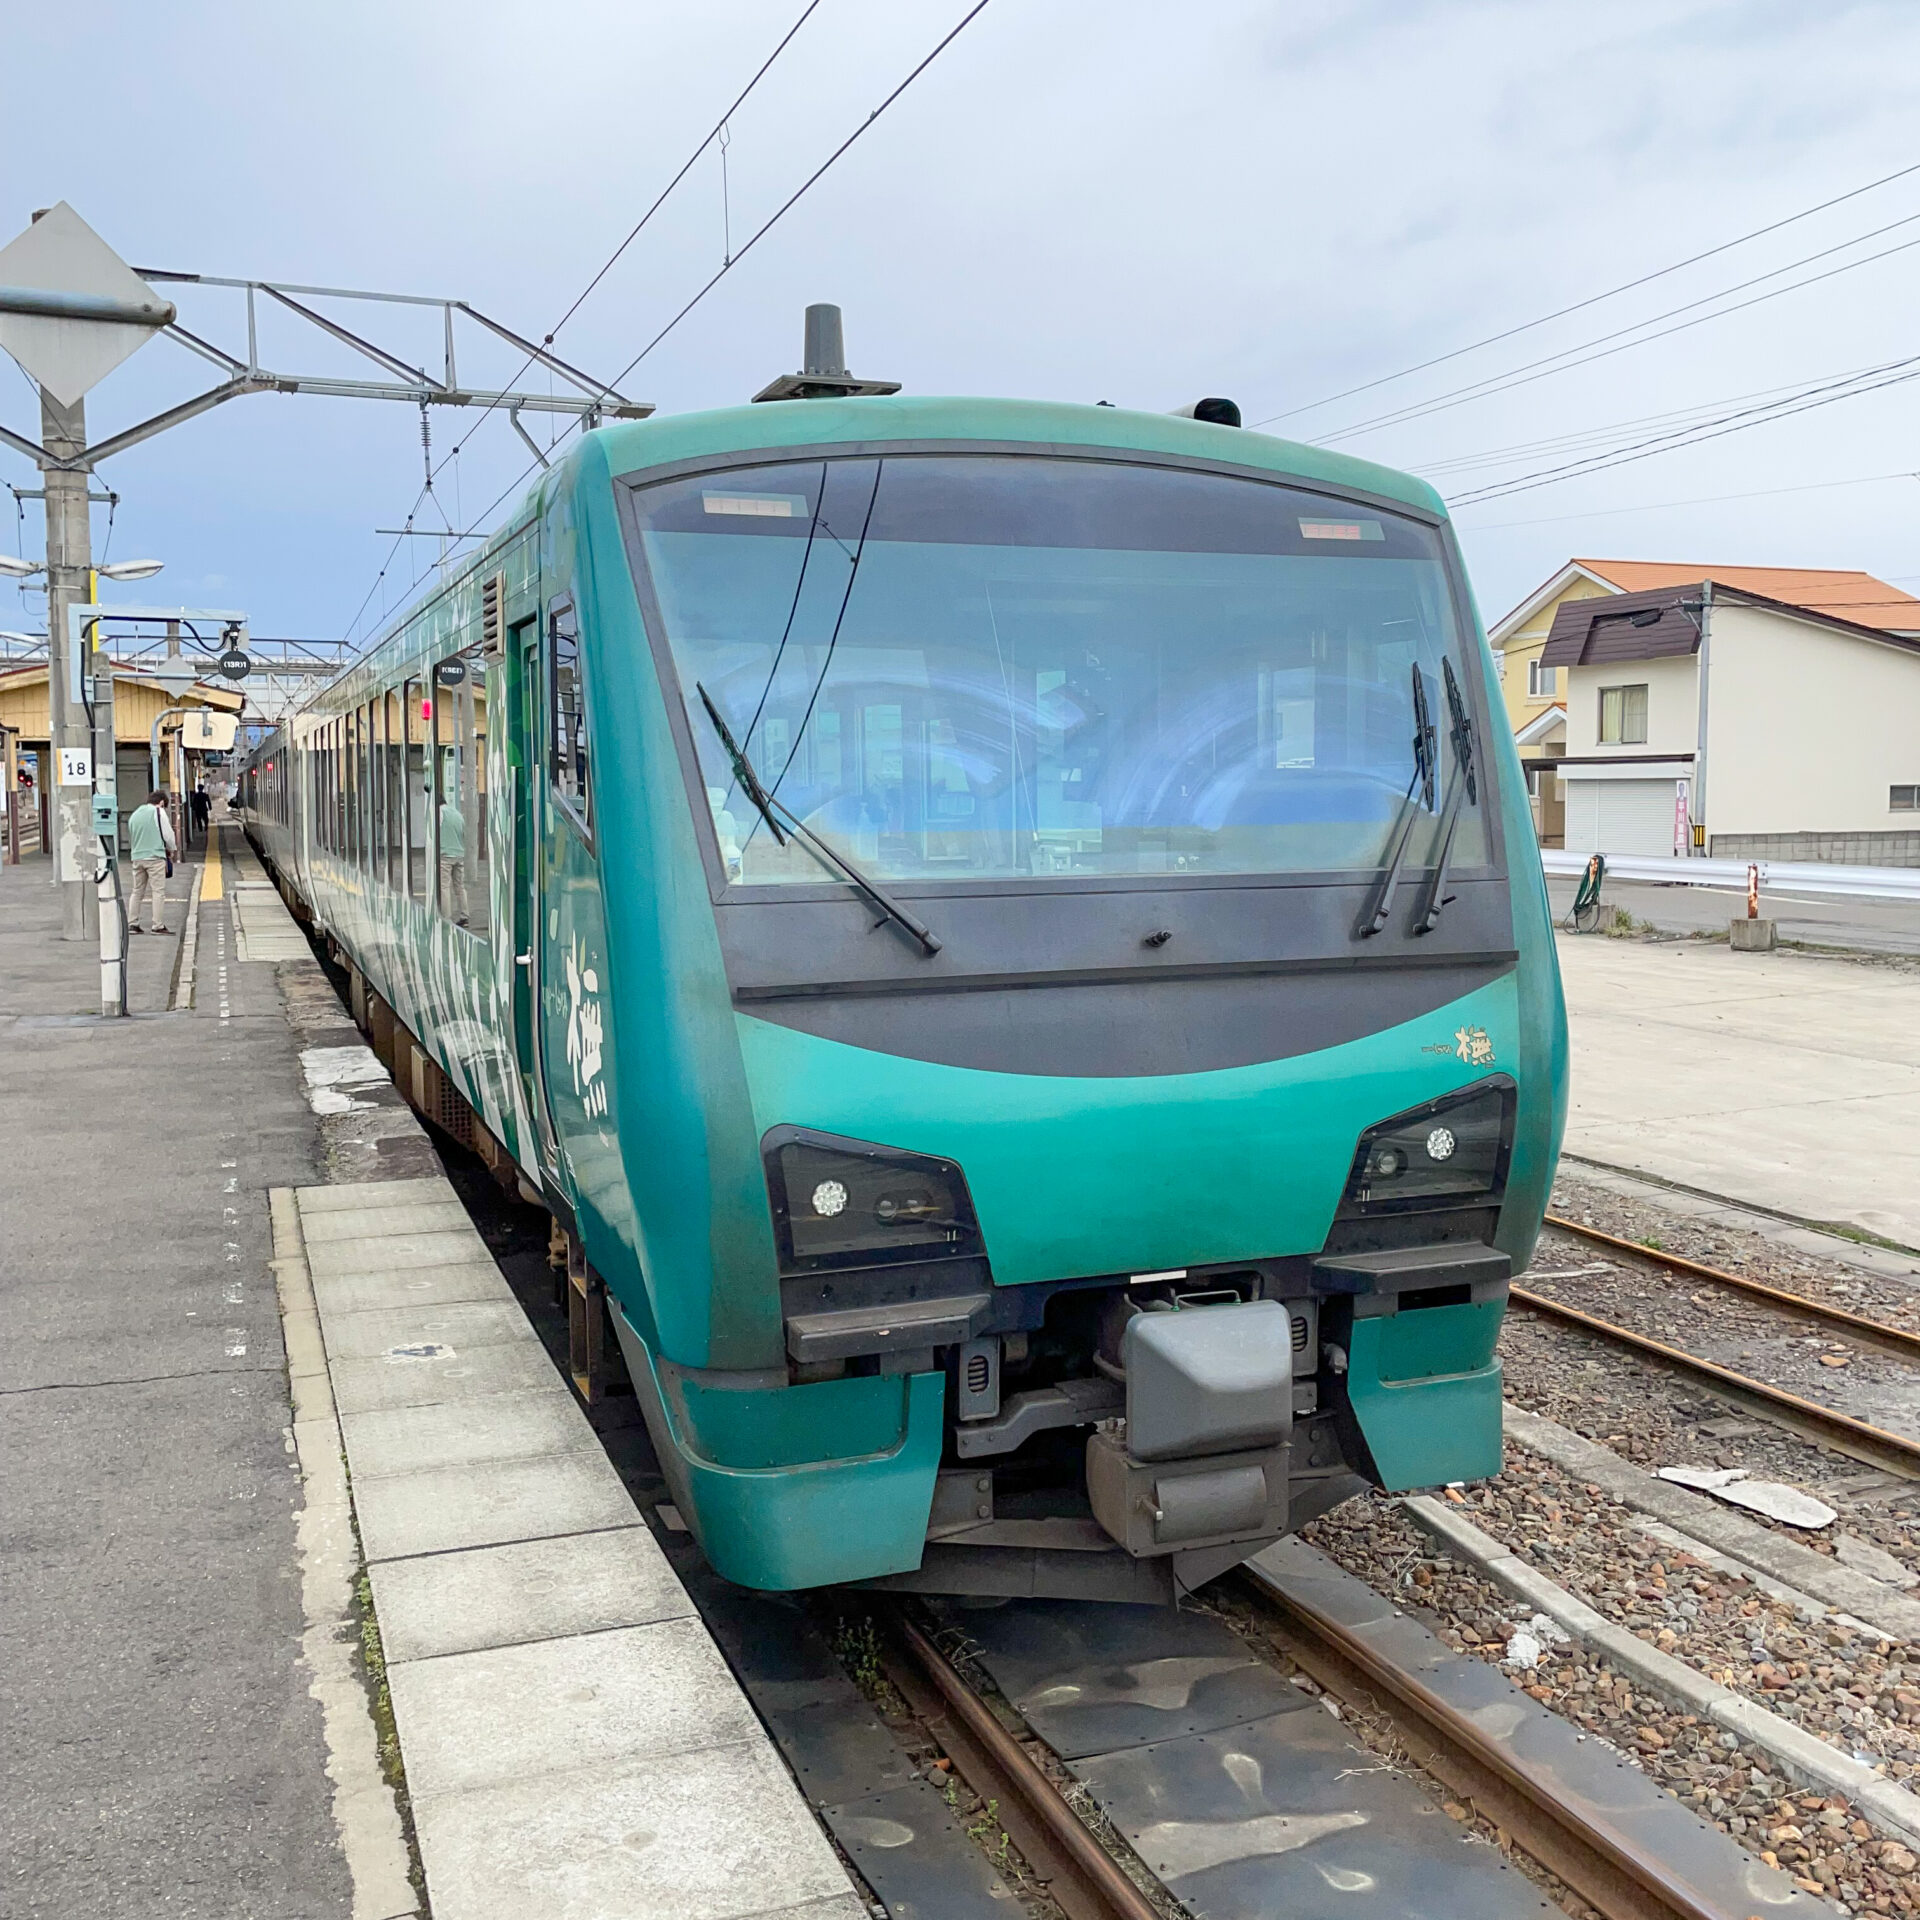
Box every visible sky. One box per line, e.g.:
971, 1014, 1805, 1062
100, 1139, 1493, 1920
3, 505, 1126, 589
6, 0, 1920, 647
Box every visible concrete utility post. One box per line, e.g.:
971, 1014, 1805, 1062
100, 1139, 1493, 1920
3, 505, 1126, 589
1691, 581, 1714, 858
41, 389, 96, 938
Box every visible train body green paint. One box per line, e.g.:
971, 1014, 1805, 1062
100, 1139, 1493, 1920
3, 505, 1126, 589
240, 389, 1568, 1599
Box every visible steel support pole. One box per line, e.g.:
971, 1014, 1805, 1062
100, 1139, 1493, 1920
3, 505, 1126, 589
41, 391, 96, 937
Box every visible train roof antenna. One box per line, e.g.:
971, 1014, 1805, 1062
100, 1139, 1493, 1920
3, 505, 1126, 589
752, 303, 902, 403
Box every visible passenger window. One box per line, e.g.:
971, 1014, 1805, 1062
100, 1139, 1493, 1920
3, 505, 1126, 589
548, 598, 590, 833
382, 688, 406, 889
404, 677, 429, 902
360, 702, 376, 871
432, 644, 489, 936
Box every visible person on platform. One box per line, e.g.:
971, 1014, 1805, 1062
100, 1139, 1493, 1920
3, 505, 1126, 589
437, 788, 468, 926
190, 781, 210, 838
126, 789, 177, 935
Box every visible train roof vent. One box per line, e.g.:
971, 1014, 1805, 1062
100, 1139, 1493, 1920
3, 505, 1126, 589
753, 304, 902, 403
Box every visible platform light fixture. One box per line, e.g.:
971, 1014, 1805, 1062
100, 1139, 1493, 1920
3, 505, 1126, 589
0, 554, 161, 581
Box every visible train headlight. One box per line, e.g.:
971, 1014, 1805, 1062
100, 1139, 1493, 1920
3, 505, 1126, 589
1342, 1079, 1514, 1213
765, 1127, 983, 1271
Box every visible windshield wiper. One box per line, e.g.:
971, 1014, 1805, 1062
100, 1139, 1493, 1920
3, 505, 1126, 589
1355, 662, 1438, 938
1414, 656, 1480, 935
696, 684, 943, 956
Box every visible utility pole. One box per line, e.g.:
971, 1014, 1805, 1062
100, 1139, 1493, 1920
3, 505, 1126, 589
41, 390, 96, 938
1692, 580, 1714, 858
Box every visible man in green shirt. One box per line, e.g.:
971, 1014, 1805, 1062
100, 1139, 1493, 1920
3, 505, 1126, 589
126, 789, 177, 934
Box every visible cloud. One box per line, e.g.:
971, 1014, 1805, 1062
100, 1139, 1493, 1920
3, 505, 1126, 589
3, 0, 1918, 639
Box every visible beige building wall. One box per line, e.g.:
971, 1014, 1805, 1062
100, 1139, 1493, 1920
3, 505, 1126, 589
1564, 653, 1700, 757
1706, 604, 1920, 836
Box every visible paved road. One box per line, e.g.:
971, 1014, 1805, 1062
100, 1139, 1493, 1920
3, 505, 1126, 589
1545, 872, 1920, 955
1555, 931, 1920, 1250
0, 837, 353, 1919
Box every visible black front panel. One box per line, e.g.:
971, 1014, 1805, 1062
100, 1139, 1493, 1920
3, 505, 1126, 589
724, 871, 1514, 1076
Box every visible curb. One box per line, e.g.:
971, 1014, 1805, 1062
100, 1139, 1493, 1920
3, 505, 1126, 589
1402, 1492, 1920, 1853
168, 861, 202, 1012
270, 1188, 421, 1920
1505, 1403, 1920, 1644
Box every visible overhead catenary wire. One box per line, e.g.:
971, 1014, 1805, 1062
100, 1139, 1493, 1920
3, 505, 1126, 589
1256, 155, 1920, 427
341, 0, 826, 645
352, 1, 993, 643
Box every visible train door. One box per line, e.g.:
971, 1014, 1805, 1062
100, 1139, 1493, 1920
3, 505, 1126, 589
512, 615, 561, 1177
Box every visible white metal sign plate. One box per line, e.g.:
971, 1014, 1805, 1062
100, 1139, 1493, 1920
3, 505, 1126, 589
0, 204, 166, 405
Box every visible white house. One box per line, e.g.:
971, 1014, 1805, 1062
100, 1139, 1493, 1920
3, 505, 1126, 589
1537, 579, 1920, 863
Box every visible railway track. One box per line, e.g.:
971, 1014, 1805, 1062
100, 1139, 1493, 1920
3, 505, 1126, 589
1516, 1215, 1920, 1480
880, 1611, 1165, 1920
878, 1577, 1778, 1920
1543, 1213, 1920, 1365
1242, 1568, 1732, 1920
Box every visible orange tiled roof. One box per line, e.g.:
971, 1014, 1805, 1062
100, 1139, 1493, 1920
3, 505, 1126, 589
1575, 559, 1920, 633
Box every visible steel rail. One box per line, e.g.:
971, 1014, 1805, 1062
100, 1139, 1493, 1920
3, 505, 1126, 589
1543, 1213, 1920, 1364
1511, 1286, 1920, 1478
1244, 1563, 1735, 1920
881, 1612, 1164, 1920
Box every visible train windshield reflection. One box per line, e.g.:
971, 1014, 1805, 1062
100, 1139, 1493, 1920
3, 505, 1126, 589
629, 453, 1490, 883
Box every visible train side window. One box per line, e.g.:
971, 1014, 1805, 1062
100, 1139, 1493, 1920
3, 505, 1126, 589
363, 699, 380, 874
404, 677, 429, 902
432, 645, 488, 936
382, 687, 406, 890
325, 721, 335, 855
345, 707, 362, 864
548, 598, 590, 837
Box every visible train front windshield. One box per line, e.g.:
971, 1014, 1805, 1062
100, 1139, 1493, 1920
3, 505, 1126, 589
628, 453, 1491, 884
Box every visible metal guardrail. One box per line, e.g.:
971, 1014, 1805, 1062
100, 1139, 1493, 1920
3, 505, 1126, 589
1542, 847, 1920, 902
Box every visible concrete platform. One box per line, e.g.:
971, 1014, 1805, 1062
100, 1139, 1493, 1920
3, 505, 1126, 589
3, 818, 863, 1920
283, 1174, 864, 1920
0, 824, 369, 1920
1557, 931, 1920, 1250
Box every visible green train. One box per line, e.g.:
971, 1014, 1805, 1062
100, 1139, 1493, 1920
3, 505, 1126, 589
239, 311, 1568, 1603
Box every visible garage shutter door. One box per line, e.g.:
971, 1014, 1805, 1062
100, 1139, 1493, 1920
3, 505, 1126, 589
1563, 778, 1678, 857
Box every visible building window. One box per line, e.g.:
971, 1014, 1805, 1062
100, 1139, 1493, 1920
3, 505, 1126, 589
1893, 785, 1919, 811
1527, 658, 1558, 699
1599, 683, 1649, 745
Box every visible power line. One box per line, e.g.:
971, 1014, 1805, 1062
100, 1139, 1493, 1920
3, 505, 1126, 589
1414, 362, 1888, 480
1453, 469, 1920, 533
1416, 356, 1913, 482
1255, 156, 1920, 427
1312, 211, 1920, 448
1444, 356, 1920, 507
350, 1, 993, 646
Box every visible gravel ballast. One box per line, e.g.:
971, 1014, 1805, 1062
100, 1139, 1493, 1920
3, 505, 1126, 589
1290, 1169, 1920, 1912
1304, 1492, 1920, 1912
